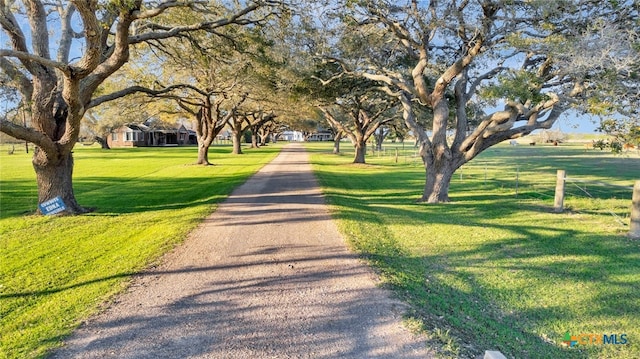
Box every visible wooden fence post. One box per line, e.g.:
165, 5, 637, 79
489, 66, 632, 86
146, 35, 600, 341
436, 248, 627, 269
515, 165, 520, 198
630, 181, 640, 239
554, 170, 566, 213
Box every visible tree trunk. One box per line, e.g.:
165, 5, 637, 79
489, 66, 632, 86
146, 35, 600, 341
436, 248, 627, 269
421, 162, 455, 203
196, 143, 211, 165
232, 130, 243, 154
33, 150, 87, 214
333, 132, 341, 154
95, 136, 110, 149
259, 130, 269, 146
419, 146, 464, 203
251, 131, 259, 148
353, 141, 366, 163
374, 130, 386, 151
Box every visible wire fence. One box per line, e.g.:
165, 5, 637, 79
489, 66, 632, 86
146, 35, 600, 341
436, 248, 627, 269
3, 141, 638, 231
563, 177, 635, 226
366, 143, 638, 229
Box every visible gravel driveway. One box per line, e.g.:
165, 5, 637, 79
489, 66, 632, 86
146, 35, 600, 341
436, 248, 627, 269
49, 143, 432, 358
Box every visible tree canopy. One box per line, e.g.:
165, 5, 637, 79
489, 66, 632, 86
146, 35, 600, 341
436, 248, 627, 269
1, 0, 638, 213
0, 0, 277, 213
311, 0, 639, 202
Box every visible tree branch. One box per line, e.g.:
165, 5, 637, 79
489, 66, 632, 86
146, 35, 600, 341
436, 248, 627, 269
0, 49, 71, 74
88, 84, 208, 109
319, 107, 352, 138
56, 2, 76, 63
0, 117, 56, 154
0, 57, 33, 98
26, 0, 51, 59
0, 3, 50, 76
69, 0, 103, 77
128, 2, 262, 45
467, 66, 507, 97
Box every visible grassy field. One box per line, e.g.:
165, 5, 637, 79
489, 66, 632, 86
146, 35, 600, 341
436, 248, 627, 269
0, 143, 281, 359
307, 141, 640, 359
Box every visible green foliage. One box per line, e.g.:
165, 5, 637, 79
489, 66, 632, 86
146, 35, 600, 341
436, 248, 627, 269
103, 0, 138, 14
505, 31, 566, 51
481, 70, 547, 104
593, 139, 608, 150
307, 141, 640, 359
598, 118, 640, 144
0, 144, 281, 358
610, 141, 623, 153
592, 139, 625, 154
586, 97, 616, 116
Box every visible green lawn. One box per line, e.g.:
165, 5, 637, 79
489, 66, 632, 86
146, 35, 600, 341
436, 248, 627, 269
308, 141, 640, 359
0, 143, 281, 359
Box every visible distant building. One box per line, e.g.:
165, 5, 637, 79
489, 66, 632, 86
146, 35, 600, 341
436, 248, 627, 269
108, 123, 196, 148
279, 131, 305, 141
217, 129, 232, 141
306, 129, 333, 141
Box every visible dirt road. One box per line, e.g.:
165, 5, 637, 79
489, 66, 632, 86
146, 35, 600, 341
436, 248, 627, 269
50, 143, 432, 358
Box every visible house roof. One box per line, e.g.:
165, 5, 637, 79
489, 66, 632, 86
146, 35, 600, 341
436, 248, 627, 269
124, 123, 188, 133
126, 123, 150, 132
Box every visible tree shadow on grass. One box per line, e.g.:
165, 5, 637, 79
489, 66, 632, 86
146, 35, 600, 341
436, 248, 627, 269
314, 168, 640, 359
0, 144, 285, 219
0, 172, 252, 219
0, 250, 354, 299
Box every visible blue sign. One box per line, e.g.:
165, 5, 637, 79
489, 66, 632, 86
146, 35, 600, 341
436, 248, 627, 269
39, 196, 67, 215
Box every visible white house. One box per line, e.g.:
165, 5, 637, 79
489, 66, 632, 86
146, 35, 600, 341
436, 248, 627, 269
280, 131, 304, 141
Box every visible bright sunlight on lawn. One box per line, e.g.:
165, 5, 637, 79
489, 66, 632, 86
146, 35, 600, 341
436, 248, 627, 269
0, 144, 281, 358
307, 141, 640, 359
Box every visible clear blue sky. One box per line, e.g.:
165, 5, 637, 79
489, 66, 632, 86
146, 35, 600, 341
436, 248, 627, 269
555, 113, 599, 134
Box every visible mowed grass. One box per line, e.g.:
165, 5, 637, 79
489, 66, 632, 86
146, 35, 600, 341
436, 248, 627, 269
0, 143, 281, 359
307, 141, 640, 359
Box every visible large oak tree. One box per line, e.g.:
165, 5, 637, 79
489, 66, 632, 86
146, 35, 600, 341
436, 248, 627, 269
0, 0, 271, 214
319, 0, 639, 203
318, 87, 397, 163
